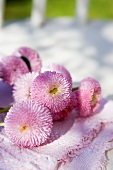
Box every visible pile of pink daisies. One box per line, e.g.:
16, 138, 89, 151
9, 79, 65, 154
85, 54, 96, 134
0, 47, 101, 148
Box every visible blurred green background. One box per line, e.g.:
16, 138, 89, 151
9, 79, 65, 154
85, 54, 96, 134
4, 0, 113, 21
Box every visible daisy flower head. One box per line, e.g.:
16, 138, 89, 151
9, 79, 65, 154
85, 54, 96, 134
1, 55, 29, 85
13, 72, 39, 102
4, 100, 53, 148
31, 71, 72, 113
41, 63, 72, 86
14, 47, 42, 73
76, 77, 101, 117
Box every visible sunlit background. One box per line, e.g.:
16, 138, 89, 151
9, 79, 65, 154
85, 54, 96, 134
4, 0, 113, 20
0, 0, 113, 101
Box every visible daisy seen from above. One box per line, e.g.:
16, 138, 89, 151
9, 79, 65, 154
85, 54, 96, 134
4, 100, 53, 148
31, 71, 72, 113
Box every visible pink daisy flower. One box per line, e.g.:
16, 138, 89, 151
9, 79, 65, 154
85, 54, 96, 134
41, 63, 72, 86
31, 71, 72, 113
4, 100, 53, 148
14, 47, 42, 73
13, 72, 38, 102
75, 77, 101, 117
1, 55, 29, 85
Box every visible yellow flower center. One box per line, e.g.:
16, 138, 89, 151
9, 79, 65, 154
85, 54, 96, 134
92, 93, 97, 106
49, 87, 58, 95
20, 125, 28, 132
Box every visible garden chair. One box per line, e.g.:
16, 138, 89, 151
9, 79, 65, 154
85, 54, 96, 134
0, 0, 5, 28
0, 0, 89, 28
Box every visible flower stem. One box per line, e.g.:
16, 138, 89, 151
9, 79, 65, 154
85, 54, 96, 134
72, 87, 78, 91
0, 106, 11, 114
0, 122, 4, 126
